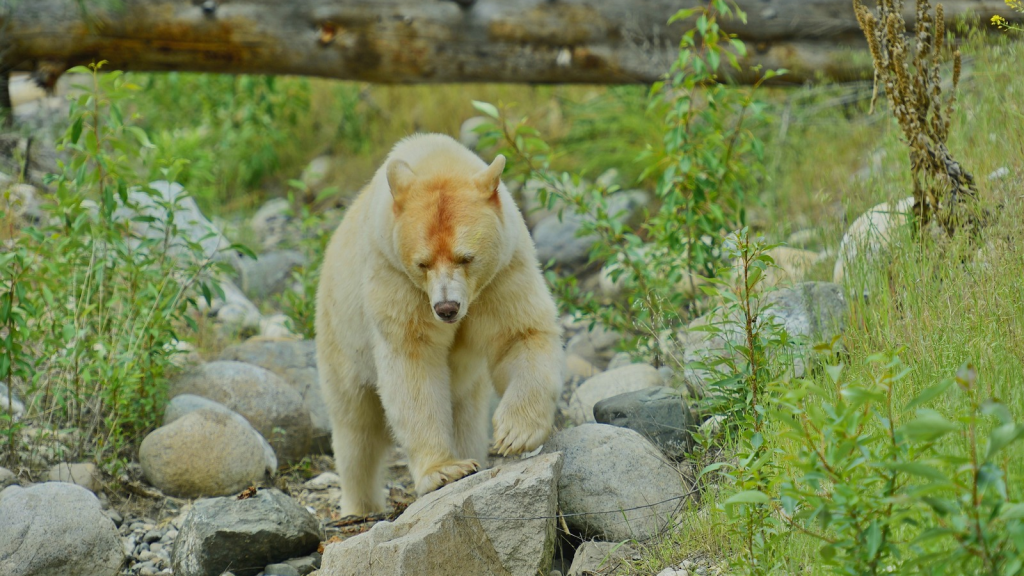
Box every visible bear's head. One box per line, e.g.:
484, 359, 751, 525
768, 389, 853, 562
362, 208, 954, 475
387, 154, 507, 324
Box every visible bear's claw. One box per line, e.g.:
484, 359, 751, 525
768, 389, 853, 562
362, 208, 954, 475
415, 458, 480, 495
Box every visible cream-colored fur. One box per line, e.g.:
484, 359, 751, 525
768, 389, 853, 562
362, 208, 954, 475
315, 134, 564, 516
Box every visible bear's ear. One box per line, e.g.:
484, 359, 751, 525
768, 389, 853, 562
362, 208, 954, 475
386, 159, 416, 206
473, 154, 505, 202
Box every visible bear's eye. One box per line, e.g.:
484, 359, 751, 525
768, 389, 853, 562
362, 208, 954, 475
417, 262, 429, 270
456, 254, 474, 266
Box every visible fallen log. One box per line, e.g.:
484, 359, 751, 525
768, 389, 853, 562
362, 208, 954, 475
0, 0, 1016, 86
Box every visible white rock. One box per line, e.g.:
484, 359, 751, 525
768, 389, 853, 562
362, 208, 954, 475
833, 197, 913, 284
319, 453, 563, 576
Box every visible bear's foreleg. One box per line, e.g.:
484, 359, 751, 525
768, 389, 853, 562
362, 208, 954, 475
490, 331, 563, 456
373, 342, 480, 495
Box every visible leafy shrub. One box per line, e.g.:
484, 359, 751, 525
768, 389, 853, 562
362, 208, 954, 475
472, 0, 779, 365
131, 72, 315, 208
1, 62, 226, 472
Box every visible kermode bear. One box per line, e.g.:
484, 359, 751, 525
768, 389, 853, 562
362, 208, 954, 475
315, 133, 564, 515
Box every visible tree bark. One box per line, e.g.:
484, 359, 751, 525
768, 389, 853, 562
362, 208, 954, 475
0, 0, 1015, 85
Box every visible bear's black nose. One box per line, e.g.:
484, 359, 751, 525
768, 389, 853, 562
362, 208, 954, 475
433, 301, 461, 322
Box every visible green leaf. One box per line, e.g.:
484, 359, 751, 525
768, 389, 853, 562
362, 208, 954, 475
883, 462, 951, 483
986, 423, 1024, 461
70, 117, 84, 145
127, 126, 156, 149
471, 100, 500, 119
897, 410, 958, 443
904, 378, 954, 411
723, 490, 770, 506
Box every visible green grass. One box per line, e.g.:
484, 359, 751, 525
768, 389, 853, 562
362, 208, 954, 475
624, 34, 1024, 575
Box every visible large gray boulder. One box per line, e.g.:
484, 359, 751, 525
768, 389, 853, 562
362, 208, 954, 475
164, 394, 278, 474
172, 488, 321, 576
593, 386, 696, 461
542, 424, 688, 542
218, 339, 330, 453
140, 409, 269, 498
568, 364, 664, 425
318, 453, 563, 576
0, 483, 124, 576
169, 360, 313, 464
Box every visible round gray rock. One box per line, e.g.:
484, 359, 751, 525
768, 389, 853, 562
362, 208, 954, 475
541, 424, 689, 542
172, 488, 321, 576
568, 364, 664, 425
217, 340, 330, 453
0, 482, 124, 576
169, 361, 313, 464
140, 409, 268, 498
164, 394, 278, 474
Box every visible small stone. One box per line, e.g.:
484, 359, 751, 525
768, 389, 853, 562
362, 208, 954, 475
567, 541, 637, 576
304, 472, 341, 489
301, 156, 332, 190
264, 563, 301, 576
605, 352, 633, 371
144, 529, 163, 543
105, 508, 123, 527
0, 466, 17, 489
46, 462, 102, 493
564, 325, 622, 369
565, 354, 601, 381
283, 556, 319, 576
988, 167, 1009, 180
150, 542, 164, 554
568, 364, 664, 425
0, 381, 25, 420
236, 250, 307, 300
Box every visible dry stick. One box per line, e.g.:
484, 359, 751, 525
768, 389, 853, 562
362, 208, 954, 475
0, 68, 11, 128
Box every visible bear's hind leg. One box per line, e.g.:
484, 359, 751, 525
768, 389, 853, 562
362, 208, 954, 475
330, 384, 391, 516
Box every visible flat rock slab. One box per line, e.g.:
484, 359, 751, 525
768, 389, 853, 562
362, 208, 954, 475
318, 453, 563, 576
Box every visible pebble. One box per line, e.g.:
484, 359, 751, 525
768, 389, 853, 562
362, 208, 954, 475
265, 563, 301, 576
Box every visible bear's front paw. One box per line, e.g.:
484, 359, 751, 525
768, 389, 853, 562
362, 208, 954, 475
415, 459, 480, 495
492, 400, 554, 457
